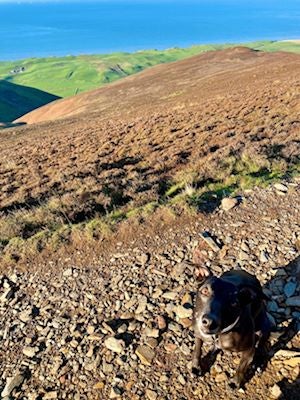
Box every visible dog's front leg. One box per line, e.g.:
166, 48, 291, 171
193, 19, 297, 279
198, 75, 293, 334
192, 336, 203, 375
231, 347, 255, 388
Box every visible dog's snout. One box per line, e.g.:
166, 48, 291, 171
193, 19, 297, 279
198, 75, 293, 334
201, 314, 211, 326
201, 314, 219, 332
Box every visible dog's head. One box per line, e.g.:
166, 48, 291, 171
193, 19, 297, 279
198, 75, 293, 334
194, 265, 257, 336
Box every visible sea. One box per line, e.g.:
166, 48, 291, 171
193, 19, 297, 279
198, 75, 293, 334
1, 0, 300, 61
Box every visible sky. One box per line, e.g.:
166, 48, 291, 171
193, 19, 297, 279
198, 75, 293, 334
0, 0, 196, 2
0, 0, 276, 4
0, 0, 300, 5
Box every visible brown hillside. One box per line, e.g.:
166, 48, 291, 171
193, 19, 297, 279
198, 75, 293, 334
0, 47, 299, 260
16, 47, 300, 125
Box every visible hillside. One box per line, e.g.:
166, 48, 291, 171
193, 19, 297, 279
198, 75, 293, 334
15, 47, 300, 125
0, 41, 299, 123
0, 41, 299, 99
0, 46, 298, 264
0, 80, 59, 124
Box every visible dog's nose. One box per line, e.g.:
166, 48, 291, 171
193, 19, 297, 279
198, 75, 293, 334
201, 314, 218, 330
201, 314, 212, 327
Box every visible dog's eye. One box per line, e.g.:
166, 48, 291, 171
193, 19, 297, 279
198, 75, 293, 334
201, 287, 209, 296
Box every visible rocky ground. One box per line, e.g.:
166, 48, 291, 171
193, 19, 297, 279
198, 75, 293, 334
1, 181, 300, 400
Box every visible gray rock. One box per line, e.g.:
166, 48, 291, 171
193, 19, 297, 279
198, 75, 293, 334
162, 291, 178, 300
1, 373, 25, 397
286, 296, 300, 307
221, 197, 238, 211
157, 316, 167, 330
175, 305, 193, 319
104, 337, 125, 353
200, 232, 221, 252
267, 301, 279, 313
274, 183, 288, 193
260, 250, 269, 263
135, 296, 148, 314
171, 263, 187, 279
138, 253, 150, 266
283, 282, 297, 298
146, 389, 157, 400
135, 345, 155, 366
23, 346, 38, 358
63, 268, 73, 277
18, 309, 32, 323
44, 392, 58, 399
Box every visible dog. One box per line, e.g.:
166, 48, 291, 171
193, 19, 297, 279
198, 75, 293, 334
192, 264, 271, 388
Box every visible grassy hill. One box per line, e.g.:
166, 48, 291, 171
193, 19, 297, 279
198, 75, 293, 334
0, 40, 299, 123
1, 47, 299, 265
0, 40, 300, 100
0, 80, 59, 123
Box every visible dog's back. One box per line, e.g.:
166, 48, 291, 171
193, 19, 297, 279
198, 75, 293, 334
221, 269, 263, 293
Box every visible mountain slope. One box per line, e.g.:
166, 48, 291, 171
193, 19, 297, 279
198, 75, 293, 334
16, 47, 300, 125
0, 80, 59, 123
0, 47, 299, 263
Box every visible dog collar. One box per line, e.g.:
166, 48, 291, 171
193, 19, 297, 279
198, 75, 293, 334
220, 315, 240, 334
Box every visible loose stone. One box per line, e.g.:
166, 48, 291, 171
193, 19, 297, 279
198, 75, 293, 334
23, 347, 38, 358
1, 374, 25, 398
104, 337, 125, 354
146, 389, 157, 400
175, 305, 193, 319
286, 296, 300, 307
274, 183, 288, 193
221, 197, 238, 211
135, 345, 155, 366
283, 282, 297, 298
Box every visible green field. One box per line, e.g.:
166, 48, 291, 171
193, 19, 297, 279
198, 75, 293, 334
0, 40, 299, 122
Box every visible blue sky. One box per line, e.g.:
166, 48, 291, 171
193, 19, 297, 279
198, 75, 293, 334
0, 0, 287, 3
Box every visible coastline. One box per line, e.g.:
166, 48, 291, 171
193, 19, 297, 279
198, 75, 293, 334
1, 39, 300, 63
280, 39, 300, 43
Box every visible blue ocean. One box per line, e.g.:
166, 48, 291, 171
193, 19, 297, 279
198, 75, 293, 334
1, 0, 300, 61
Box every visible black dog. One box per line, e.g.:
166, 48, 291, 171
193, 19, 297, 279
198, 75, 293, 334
192, 264, 271, 388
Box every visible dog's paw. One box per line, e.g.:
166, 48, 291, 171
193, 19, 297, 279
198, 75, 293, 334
229, 374, 243, 390
229, 380, 239, 390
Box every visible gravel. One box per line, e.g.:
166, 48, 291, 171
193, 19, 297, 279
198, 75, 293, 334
0, 182, 299, 399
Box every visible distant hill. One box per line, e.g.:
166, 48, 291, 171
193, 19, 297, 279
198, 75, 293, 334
0, 80, 59, 123
1, 40, 300, 100
0, 40, 299, 124
16, 46, 300, 125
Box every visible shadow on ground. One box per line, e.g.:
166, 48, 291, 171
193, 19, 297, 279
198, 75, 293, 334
0, 80, 60, 123
242, 255, 300, 394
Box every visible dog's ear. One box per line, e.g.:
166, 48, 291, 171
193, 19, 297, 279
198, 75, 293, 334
192, 246, 211, 281
194, 266, 211, 281
238, 287, 258, 305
